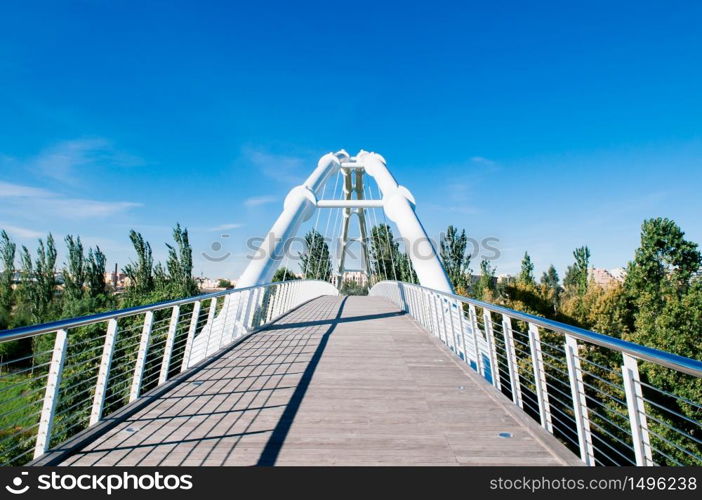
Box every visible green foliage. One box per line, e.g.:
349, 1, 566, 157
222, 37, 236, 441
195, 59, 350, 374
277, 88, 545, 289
439, 225, 471, 291
299, 229, 332, 280
164, 224, 198, 298
0, 231, 16, 331
369, 224, 401, 282
540, 264, 561, 310
86, 247, 107, 298
396, 252, 418, 284
475, 259, 496, 301
217, 279, 233, 288
564, 246, 590, 294
272, 267, 298, 282
340, 279, 368, 296
62, 235, 86, 303
518, 251, 535, 286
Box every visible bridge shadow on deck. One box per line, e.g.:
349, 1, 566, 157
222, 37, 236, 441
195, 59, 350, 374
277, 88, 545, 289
59, 296, 356, 466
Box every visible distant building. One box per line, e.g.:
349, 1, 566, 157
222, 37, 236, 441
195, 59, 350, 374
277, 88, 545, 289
196, 277, 236, 290
496, 273, 514, 284
332, 271, 368, 287
589, 267, 626, 288
104, 271, 129, 289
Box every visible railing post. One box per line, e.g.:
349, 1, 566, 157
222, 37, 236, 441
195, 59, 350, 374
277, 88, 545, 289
180, 301, 202, 372
468, 304, 484, 376
218, 295, 234, 350
457, 302, 471, 366
483, 309, 501, 390
241, 289, 255, 332
622, 353, 653, 465
528, 323, 553, 433
501, 315, 522, 408
424, 289, 434, 333
34, 328, 68, 458
90, 318, 118, 426
159, 306, 181, 385
445, 299, 456, 352
433, 294, 446, 343
564, 334, 595, 465
130, 311, 154, 402
451, 299, 466, 361
204, 297, 218, 357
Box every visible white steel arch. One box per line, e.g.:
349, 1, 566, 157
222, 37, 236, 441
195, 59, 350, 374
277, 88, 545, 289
238, 149, 453, 293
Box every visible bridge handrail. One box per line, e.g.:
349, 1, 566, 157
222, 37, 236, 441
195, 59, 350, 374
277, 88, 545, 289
372, 280, 702, 377
0, 279, 327, 342
370, 280, 702, 467
0, 279, 338, 466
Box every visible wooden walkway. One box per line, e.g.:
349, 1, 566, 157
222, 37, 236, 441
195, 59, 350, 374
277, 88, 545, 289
59, 296, 580, 466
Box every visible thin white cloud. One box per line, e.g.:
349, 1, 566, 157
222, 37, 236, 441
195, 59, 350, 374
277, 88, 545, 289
470, 156, 496, 166
0, 181, 54, 198
0, 223, 44, 239
28, 138, 145, 185
0, 180, 141, 219
208, 223, 243, 231
243, 146, 307, 184
244, 195, 277, 208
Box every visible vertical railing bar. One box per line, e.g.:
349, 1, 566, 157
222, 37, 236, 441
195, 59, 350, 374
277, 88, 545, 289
483, 309, 501, 390
622, 353, 654, 465
129, 311, 154, 402
180, 301, 202, 372
243, 289, 256, 332
501, 315, 522, 408
34, 328, 68, 458
468, 304, 484, 376
456, 300, 469, 365
158, 305, 181, 385
204, 297, 218, 357
528, 322, 553, 433
89, 318, 119, 426
565, 334, 595, 465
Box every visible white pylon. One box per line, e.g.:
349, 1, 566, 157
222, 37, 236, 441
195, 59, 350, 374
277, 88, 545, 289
237, 150, 453, 293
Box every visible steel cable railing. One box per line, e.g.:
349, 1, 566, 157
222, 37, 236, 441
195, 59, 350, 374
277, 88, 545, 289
370, 280, 702, 466
0, 279, 338, 465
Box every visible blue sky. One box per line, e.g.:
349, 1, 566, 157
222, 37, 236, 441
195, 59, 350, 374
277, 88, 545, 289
1, 1, 701, 280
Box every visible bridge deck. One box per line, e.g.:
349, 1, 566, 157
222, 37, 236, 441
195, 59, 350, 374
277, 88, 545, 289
60, 296, 579, 466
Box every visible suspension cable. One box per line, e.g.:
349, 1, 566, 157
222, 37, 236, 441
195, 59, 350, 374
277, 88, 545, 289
371, 183, 399, 282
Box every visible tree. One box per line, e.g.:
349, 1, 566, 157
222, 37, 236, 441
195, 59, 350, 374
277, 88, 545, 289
272, 267, 298, 282
439, 225, 470, 291
164, 224, 198, 297
620, 218, 702, 464
299, 229, 331, 281
518, 251, 535, 286
564, 246, 590, 294
0, 230, 16, 326
475, 259, 496, 301
397, 252, 418, 284
123, 231, 154, 294
540, 264, 560, 310
540, 265, 559, 290
62, 235, 86, 303
86, 247, 107, 298
368, 224, 401, 282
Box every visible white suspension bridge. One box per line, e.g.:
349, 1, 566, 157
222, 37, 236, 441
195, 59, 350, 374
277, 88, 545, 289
0, 151, 700, 466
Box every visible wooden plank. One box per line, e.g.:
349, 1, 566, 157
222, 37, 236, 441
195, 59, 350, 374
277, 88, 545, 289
60, 296, 580, 466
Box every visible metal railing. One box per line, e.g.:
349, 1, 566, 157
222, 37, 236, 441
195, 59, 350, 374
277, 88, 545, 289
0, 279, 338, 465
370, 280, 702, 466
